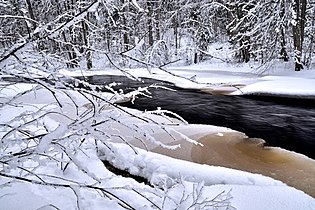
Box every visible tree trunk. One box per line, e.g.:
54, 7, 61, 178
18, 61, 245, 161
62, 0, 79, 68
292, 0, 307, 71
11, 0, 31, 38
240, 38, 250, 63
122, 0, 129, 51
82, 15, 92, 69
155, 0, 161, 41
25, 0, 37, 30
147, 0, 154, 47
174, 24, 178, 55
280, 0, 289, 61
305, 7, 315, 67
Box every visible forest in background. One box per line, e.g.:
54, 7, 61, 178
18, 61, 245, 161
0, 0, 315, 72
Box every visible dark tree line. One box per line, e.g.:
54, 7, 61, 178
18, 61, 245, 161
1, 0, 314, 71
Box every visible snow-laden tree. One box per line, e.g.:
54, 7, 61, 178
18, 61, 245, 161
291, 0, 307, 71
0, 1, 237, 209
219, 0, 314, 71
2, 0, 315, 80
227, 0, 292, 64
304, 1, 315, 67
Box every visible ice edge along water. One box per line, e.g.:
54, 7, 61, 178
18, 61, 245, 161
1, 65, 315, 209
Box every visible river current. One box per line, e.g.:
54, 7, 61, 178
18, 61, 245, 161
86, 75, 315, 197
86, 75, 315, 160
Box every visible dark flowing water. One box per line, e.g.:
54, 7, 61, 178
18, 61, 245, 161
6, 74, 314, 159
87, 75, 315, 160
129, 90, 315, 159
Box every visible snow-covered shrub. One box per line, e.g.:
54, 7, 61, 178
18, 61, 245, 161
0, 63, 236, 209
0, 1, 237, 208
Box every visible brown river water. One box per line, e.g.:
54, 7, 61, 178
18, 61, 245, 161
151, 132, 315, 198
85, 75, 315, 196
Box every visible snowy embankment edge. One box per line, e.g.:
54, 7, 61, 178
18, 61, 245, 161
98, 142, 315, 209
1, 80, 315, 209
58, 65, 315, 99
99, 142, 285, 187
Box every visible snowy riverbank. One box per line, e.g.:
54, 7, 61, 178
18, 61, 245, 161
60, 61, 315, 98
1, 63, 315, 209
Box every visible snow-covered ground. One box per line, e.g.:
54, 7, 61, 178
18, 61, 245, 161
1, 62, 315, 209
60, 60, 315, 97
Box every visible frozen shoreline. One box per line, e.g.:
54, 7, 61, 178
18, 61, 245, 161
58, 61, 315, 99
1, 64, 315, 209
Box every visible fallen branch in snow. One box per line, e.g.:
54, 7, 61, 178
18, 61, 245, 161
159, 59, 182, 68
120, 52, 151, 69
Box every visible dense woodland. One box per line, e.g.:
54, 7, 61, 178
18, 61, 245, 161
1, 0, 315, 72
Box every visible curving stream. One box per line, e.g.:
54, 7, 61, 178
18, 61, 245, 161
126, 89, 315, 159
87, 75, 315, 197
87, 75, 315, 159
